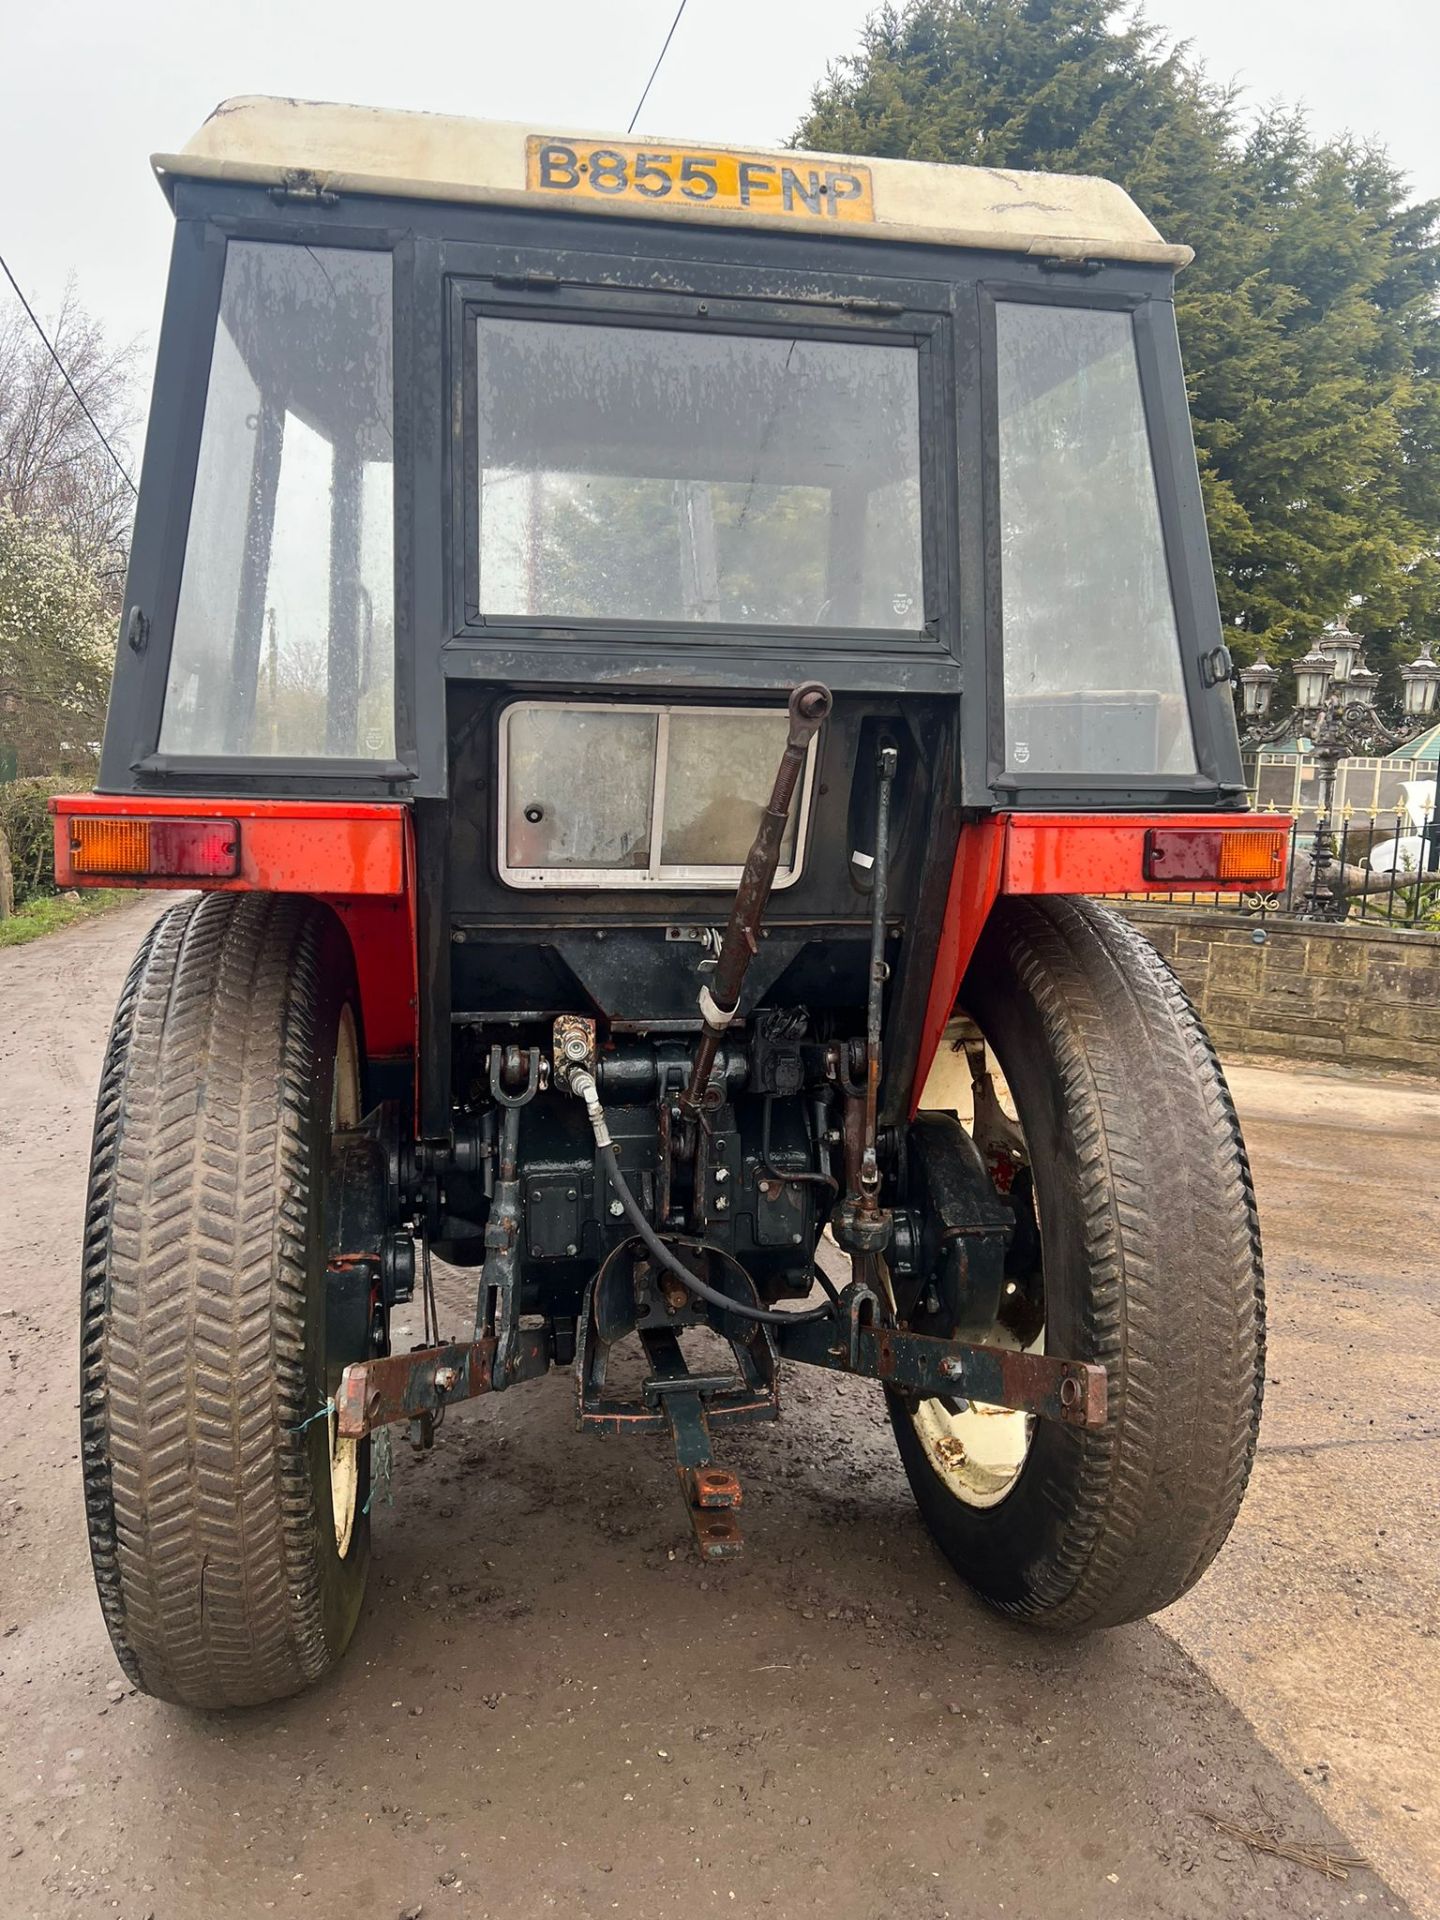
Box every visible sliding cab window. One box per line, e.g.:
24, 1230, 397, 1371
498, 701, 816, 889
996, 301, 1197, 780
473, 315, 924, 633
159, 242, 395, 759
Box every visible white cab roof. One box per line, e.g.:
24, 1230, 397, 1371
154, 96, 1191, 270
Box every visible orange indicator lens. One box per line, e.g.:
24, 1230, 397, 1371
70, 817, 240, 878
70, 816, 151, 874
1216, 828, 1289, 883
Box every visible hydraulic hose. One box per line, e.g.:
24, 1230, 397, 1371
569, 1067, 834, 1325
598, 1140, 834, 1326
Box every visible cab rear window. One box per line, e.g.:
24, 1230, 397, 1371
474, 316, 923, 634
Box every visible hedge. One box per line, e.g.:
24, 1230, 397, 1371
0, 776, 75, 908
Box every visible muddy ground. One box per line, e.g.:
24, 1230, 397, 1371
1, 896, 1435, 1920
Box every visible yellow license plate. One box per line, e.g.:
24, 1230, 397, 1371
526, 137, 875, 224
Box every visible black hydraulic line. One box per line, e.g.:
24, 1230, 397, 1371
760, 1093, 839, 1198
596, 1141, 833, 1326
859, 742, 899, 1203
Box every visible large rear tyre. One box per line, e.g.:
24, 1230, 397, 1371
889, 896, 1264, 1630
80, 893, 372, 1707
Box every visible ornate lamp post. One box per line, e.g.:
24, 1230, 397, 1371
1292, 640, 1335, 717
1236, 651, 1280, 729
1400, 639, 1440, 723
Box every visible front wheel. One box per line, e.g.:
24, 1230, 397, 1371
80, 893, 372, 1707
889, 896, 1264, 1631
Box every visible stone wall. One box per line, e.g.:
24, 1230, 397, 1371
1118, 905, 1440, 1075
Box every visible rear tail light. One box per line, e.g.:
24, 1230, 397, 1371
69, 817, 240, 878
1144, 826, 1287, 886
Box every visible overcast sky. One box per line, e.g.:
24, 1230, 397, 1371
1, 0, 1435, 446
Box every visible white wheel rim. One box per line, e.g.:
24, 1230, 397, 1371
909, 1034, 1039, 1510
330, 1408, 360, 1557
911, 1372, 1035, 1509
329, 1005, 362, 1555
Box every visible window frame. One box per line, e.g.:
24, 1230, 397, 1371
977, 282, 1237, 810
99, 211, 418, 797
442, 261, 958, 673
455, 292, 936, 650
495, 697, 818, 890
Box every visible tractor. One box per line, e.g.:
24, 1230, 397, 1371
55, 97, 1283, 1708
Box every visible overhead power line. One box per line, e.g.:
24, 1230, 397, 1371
627, 0, 691, 136
0, 249, 137, 499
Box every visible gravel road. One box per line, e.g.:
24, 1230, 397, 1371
1, 896, 1434, 1920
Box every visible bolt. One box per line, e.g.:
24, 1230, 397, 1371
715, 1195, 729, 1212
714, 1166, 729, 1184
434, 1365, 460, 1393
791, 1232, 803, 1246
939, 1358, 964, 1381
609, 1199, 625, 1218
565, 1187, 577, 1201
565, 1242, 578, 1256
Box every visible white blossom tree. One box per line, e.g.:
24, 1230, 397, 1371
0, 504, 114, 776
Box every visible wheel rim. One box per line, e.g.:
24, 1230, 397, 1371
910, 1039, 1041, 1510
328, 1005, 362, 1556
911, 1356, 1037, 1509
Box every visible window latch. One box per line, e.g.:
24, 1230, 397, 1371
1199, 643, 1235, 689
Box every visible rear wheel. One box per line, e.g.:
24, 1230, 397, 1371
80, 893, 372, 1707
889, 896, 1264, 1630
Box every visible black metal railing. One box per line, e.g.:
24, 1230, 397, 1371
1121, 808, 1439, 928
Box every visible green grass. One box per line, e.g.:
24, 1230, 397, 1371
0, 889, 130, 947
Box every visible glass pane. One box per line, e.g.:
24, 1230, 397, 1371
476, 317, 922, 630
1255, 762, 1298, 811
996, 302, 1196, 778
161, 243, 394, 758
661, 712, 797, 867
505, 707, 657, 869
1375, 766, 1412, 820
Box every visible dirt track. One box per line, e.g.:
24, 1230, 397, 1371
1, 896, 1435, 1920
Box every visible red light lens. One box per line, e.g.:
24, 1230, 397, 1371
1144, 826, 1286, 886
70, 817, 240, 878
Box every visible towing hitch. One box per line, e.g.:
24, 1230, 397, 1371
334, 1273, 1104, 1552
772, 1282, 1105, 1427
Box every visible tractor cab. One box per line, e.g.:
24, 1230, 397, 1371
59, 100, 1280, 1709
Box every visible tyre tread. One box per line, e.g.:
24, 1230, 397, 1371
81, 893, 346, 1706
898, 895, 1264, 1630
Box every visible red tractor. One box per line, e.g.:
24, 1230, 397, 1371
55, 98, 1283, 1708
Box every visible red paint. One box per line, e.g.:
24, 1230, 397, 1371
51, 794, 406, 895
51, 794, 418, 1064
910, 817, 1006, 1117
909, 812, 1287, 1109
1001, 812, 1274, 897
